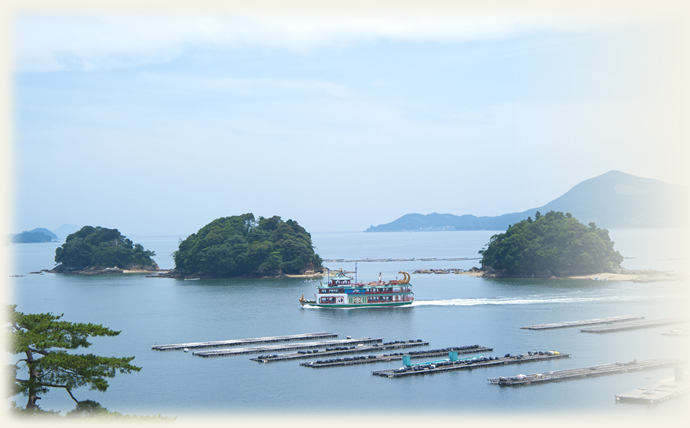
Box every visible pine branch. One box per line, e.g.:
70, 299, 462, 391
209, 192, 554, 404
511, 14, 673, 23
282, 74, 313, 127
27, 347, 49, 356
41, 383, 80, 404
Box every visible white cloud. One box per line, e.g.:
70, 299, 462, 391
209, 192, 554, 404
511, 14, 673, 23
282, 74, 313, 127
14, 13, 628, 72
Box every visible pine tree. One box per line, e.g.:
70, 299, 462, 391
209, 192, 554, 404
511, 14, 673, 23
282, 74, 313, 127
8, 305, 141, 411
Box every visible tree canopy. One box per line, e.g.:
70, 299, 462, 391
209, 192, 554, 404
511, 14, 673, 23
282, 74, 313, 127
54, 226, 157, 270
8, 305, 141, 412
479, 210, 624, 277
172, 213, 322, 277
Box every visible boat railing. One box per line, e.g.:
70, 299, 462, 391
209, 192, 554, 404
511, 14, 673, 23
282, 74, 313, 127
365, 287, 412, 294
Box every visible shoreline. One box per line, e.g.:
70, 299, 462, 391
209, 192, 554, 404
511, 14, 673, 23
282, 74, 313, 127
284, 272, 326, 279
45, 266, 162, 275
123, 268, 169, 274
146, 270, 327, 279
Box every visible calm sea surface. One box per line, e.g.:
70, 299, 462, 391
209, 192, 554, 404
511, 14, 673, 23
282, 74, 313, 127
6, 229, 690, 419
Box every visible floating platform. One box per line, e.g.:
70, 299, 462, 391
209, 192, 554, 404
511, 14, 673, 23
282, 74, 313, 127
251, 340, 430, 363
488, 358, 684, 386
372, 351, 569, 378
193, 337, 382, 357
580, 318, 686, 334
301, 345, 493, 367
322, 257, 478, 263
151, 332, 338, 351
616, 376, 690, 404
521, 316, 644, 330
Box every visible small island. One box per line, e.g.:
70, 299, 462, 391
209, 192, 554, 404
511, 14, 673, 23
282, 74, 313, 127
50, 226, 158, 274
9, 228, 58, 243
477, 211, 624, 278
167, 213, 323, 278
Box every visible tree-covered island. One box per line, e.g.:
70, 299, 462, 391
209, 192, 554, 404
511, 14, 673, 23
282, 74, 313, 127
169, 213, 323, 278
10, 228, 58, 243
479, 211, 624, 278
50, 226, 158, 274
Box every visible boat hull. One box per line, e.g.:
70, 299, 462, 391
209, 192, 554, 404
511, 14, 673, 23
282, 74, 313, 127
304, 301, 413, 308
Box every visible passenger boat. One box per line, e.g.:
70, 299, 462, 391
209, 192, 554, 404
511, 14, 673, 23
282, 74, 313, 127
299, 268, 414, 308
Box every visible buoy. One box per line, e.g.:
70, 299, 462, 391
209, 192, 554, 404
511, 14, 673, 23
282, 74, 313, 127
183, 348, 189, 353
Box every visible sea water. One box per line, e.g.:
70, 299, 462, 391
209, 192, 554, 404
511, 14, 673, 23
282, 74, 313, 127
6, 229, 689, 418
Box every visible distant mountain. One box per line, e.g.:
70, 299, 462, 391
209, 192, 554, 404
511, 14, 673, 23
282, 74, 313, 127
366, 171, 689, 232
10, 228, 58, 243
53, 224, 80, 240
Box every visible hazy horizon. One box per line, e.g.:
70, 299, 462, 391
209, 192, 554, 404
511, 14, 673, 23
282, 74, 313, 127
9, 12, 689, 236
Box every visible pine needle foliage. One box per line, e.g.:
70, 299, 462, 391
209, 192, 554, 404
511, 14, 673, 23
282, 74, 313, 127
8, 305, 141, 411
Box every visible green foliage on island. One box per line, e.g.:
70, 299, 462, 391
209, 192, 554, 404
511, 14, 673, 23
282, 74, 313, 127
479, 210, 624, 277
173, 213, 322, 277
54, 226, 157, 270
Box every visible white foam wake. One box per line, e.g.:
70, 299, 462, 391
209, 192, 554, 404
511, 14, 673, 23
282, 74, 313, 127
300, 294, 677, 309
411, 294, 674, 307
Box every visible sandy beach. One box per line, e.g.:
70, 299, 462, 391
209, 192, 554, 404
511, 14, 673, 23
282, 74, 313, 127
284, 272, 326, 279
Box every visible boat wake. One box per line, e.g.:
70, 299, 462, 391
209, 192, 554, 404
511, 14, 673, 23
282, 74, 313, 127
300, 294, 678, 309
412, 294, 675, 307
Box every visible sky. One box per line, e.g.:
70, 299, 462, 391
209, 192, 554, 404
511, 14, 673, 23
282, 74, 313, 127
8, 12, 689, 236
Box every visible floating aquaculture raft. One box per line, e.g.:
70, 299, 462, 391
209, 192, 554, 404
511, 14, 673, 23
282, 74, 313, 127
302, 345, 493, 368
616, 375, 690, 404
193, 337, 382, 357
372, 351, 569, 378
580, 318, 686, 334
520, 316, 645, 330
488, 358, 684, 386
151, 332, 338, 351
251, 339, 430, 363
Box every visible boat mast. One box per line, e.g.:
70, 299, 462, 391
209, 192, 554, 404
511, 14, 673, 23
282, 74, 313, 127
355, 262, 358, 284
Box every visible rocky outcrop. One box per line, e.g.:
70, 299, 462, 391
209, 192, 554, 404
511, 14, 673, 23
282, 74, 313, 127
49, 263, 159, 275
147, 267, 324, 279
